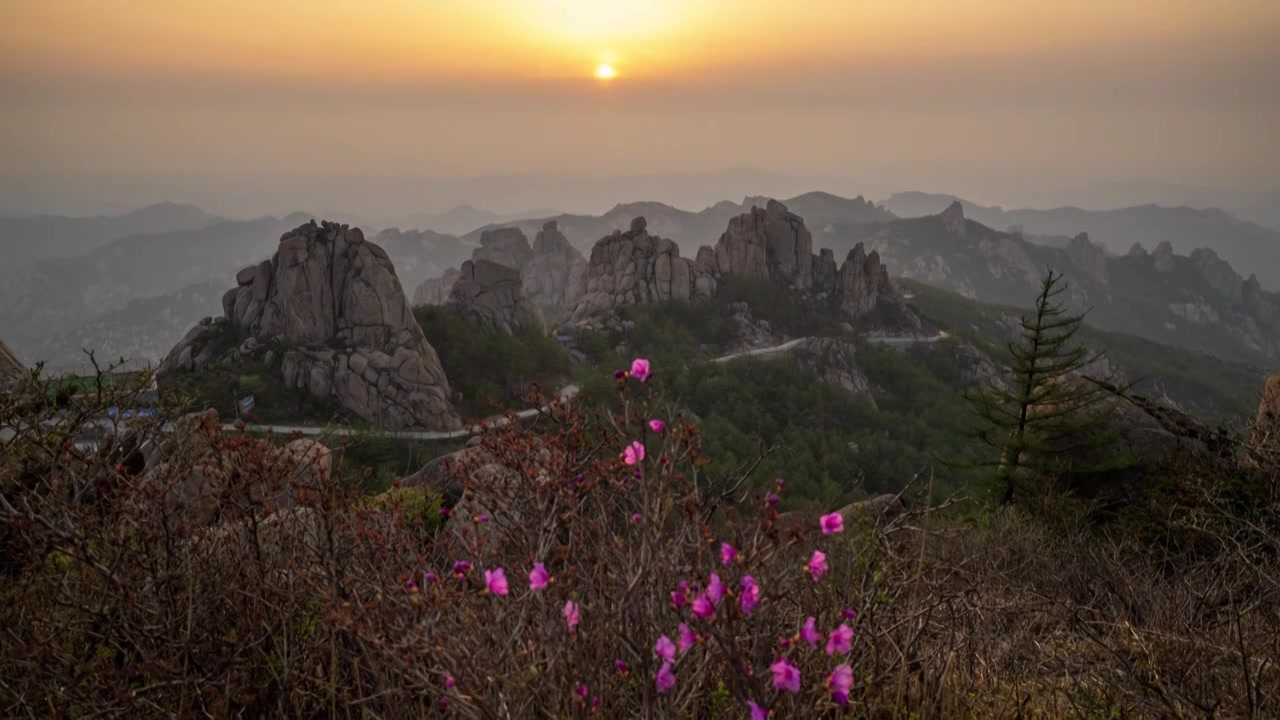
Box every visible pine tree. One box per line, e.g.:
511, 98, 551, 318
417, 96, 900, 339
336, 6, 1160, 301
967, 269, 1126, 505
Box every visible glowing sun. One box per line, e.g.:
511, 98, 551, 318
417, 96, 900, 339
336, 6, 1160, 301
595, 63, 617, 79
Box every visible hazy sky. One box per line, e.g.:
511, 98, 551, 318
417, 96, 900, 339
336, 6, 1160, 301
2, 0, 1278, 216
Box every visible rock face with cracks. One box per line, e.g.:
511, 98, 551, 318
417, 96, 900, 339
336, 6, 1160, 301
445, 259, 547, 334
160, 220, 461, 431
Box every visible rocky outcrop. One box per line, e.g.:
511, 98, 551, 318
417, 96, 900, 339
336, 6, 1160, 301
412, 267, 462, 306
1127, 243, 1149, 258
523, 221, 587, 307
564, 217, 716, 323
0, 339, 22, 379
1190, 248, 1244, 303
791, 337, 873, 399
1153, 241, 1176, 272
835, 244, 896, 319
473, 227, 533, 270
709, 200, 814, 290
1250, 373, 1280, 462
160, 220, 461, 431
445, 259, 546, 334
812, 249, 838, 292
1067, 232, 1110, 285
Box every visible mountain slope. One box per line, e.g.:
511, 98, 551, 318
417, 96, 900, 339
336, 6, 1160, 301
820, 202, 1280, 367
1, 202, 220, 269
879, 192, 1280, 289
0, 214, 314, 364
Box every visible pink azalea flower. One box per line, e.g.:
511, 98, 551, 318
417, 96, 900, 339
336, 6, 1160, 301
484, 568, 509, 596
739, 575, 760, 616
423, 571, 439, 584
677, 623, 696, 654
826, 623, 854, 656
819, 512, 844, 535
404, 578, 418, 592
770, 657, 801, 693
807, 549, 829, 581
474, 513, 490, 523
691, 594, 715, 619
528, 563, 550, 590
748, 700, 769, 720
800, 616, 821, 647
655, 635, 676, 662
444, 675, 456, 689
614, 659, 629, 675
655, 662, 676, 693
648, 418, 666, 433
563, 600, 580, 632
671, 585, 688, 609
707, 573, 725, 605
828, 663, 854, 706
575, 684, 588, 699
630, 357, 651, 382
720, 542, 737, 566
452, 560, 471, 579
621, 441, 645, 466
631, 512, 642, 523
843, 608, 858, 620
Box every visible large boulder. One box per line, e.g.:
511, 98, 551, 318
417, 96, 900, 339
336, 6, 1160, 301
445, 259, 547, 334
160, 220, 462, 431
523, 221, 588, 308
473, 227, 534, 270
1067, 232, 1110, 285
790, 337, 874, 399
564, 217, 715, 323
710, 200, 814, 290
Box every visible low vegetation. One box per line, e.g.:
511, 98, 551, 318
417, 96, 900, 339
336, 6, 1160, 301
1, 357, 1278, 717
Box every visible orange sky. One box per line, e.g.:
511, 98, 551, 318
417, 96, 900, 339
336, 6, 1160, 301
1, 1, 1278, 215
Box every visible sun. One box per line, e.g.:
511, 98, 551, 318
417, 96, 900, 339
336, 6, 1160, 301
595, 63, 617, 80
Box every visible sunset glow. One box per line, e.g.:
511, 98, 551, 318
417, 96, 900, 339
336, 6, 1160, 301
595, 64, 617, 80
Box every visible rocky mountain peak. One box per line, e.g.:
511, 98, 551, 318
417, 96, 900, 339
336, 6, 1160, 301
564, 217, 715, 323
160, 220, 461, 431
1067, 232, 1110, 285
711, 200, 814, 290
940, 201, 967, 236
1153, 241, 1176, 271
1190, 247, 1245, 303
1127, 242, 1149, 258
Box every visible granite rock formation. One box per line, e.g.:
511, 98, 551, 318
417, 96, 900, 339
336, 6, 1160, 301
1067, 232, 1110, 285
790, 337, 874, 399
709, 200, 813, 290
445, 259, 546, 334
412, 267, 462, 306
564, 217, 716, 323
473, 227, 533, 270
523, 221, 587, 307
160, 220, 461, 431
1153, 241, 1176, 272
1250, 373, 1280, 462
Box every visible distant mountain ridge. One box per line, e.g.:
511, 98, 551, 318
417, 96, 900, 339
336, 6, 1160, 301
464, 191, 892, 253
879, 191, 1280, 289
0, 202, 220, 269
830, 201, 1280, 366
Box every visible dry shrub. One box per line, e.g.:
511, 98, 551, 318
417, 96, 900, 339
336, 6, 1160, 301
1, 361, 1278, 718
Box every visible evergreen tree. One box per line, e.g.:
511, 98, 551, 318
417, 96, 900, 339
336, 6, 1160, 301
967, 270, 1126, 505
